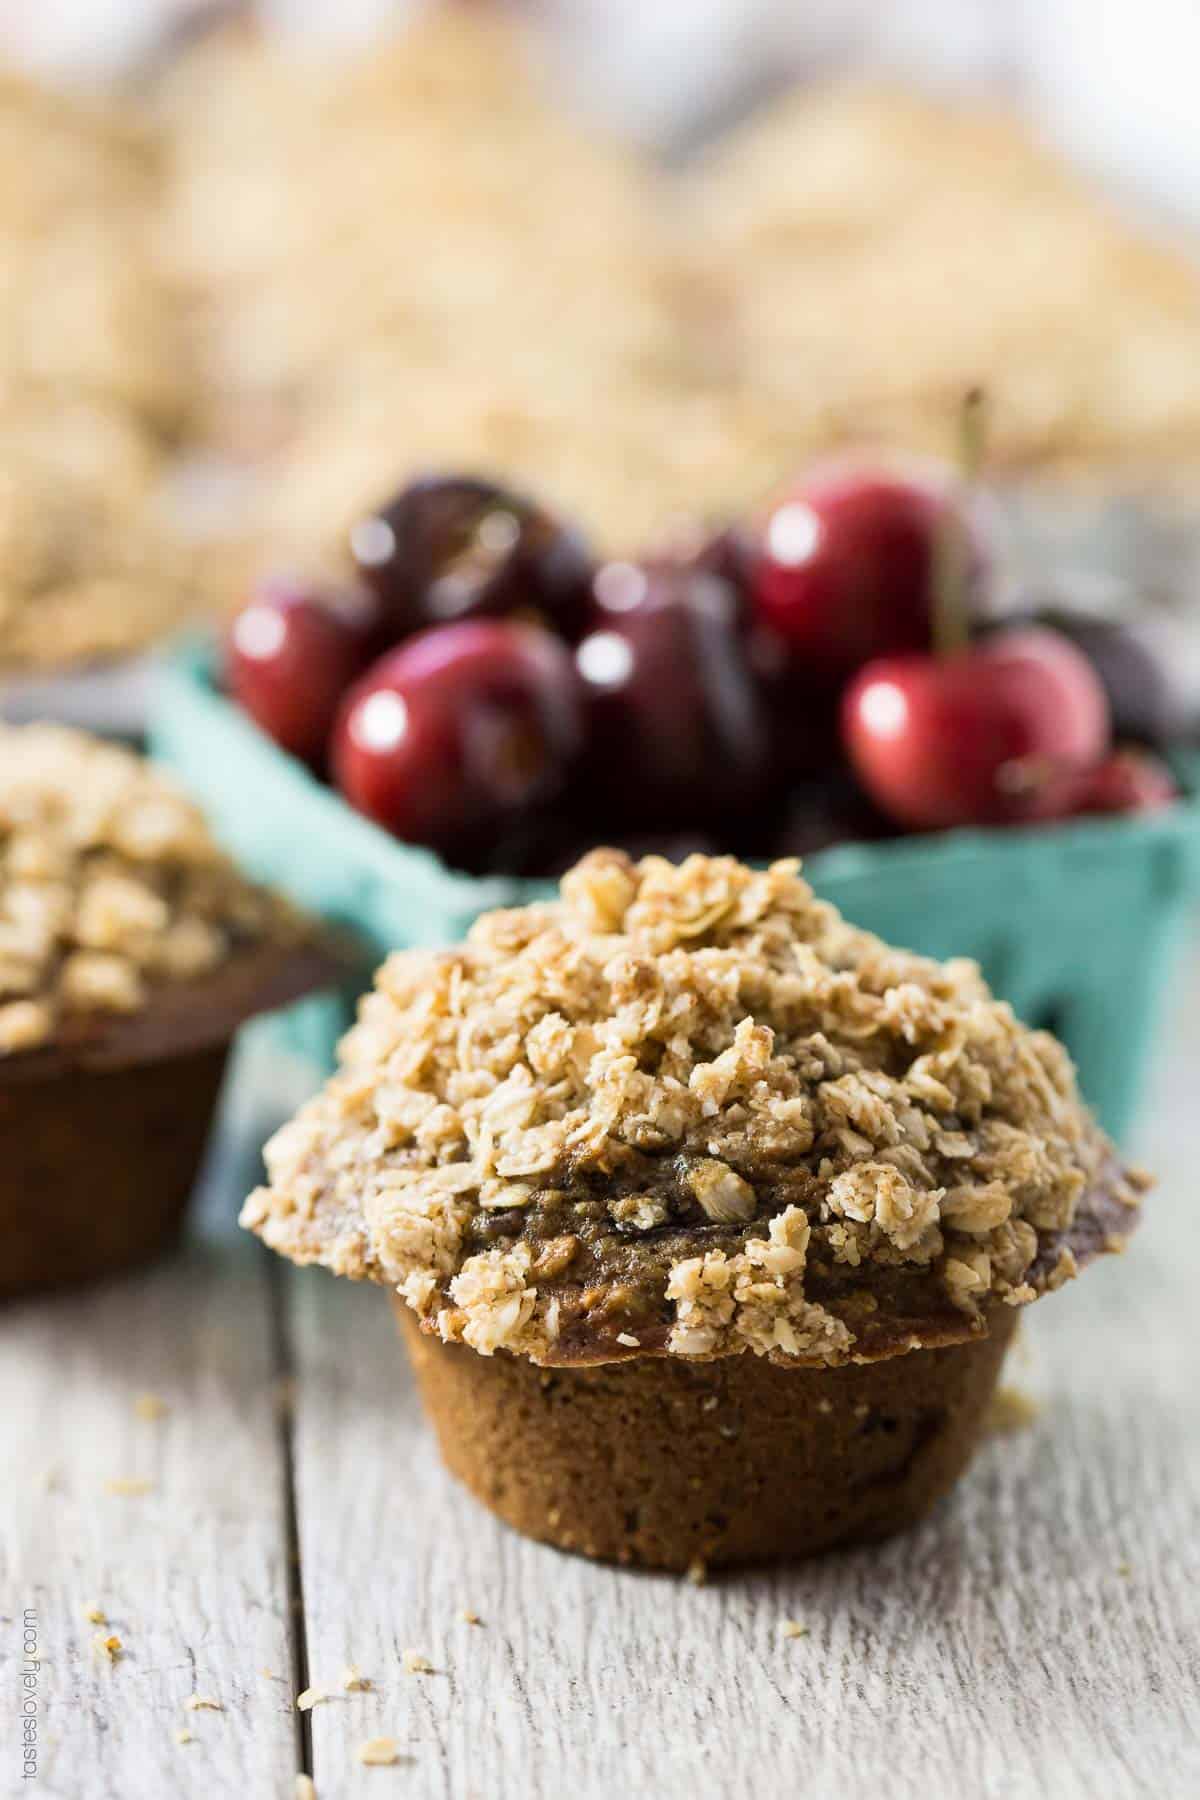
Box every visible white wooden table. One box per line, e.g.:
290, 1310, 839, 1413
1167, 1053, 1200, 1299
4, 953, 1199, 1800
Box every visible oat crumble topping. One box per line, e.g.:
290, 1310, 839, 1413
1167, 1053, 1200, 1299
0, 725, 303, 1056
243, 850, 1141, 1368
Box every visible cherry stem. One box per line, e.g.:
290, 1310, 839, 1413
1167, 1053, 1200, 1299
931, 386, 987, 660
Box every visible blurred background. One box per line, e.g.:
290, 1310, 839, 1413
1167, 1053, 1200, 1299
3, 0, 1200, 698
4, 0, 1200, 1128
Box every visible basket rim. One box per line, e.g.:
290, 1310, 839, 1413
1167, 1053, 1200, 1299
157, 633, 1200, 900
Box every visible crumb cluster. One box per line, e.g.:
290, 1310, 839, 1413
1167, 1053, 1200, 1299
244, 849, 1141, 1367
0, 725, 301, 1056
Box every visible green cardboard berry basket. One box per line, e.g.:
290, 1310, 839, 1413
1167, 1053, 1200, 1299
151, 638, 1200, 1141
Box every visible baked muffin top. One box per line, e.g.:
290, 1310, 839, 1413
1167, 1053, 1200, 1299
243, 849, 1144, 1367
0, 724, 312, 1060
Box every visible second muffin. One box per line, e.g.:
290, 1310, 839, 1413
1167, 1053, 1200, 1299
0, 723, 341, 1296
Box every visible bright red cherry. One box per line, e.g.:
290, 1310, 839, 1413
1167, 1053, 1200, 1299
1070, 748, 1177, 817
349, 473, 592, 643
749, 457, 989, 682
332, 620, 582, 867
842, 627, 1111, 832
226, 575, 381, 764
576, 559, 769, 832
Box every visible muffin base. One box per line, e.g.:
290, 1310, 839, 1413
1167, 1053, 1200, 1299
397, 1302, 1016, 1570
0, 1044, 229, 1298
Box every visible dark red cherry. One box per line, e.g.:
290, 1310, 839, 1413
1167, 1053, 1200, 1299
576, 560, 769, 830
226, 575, 381, 764
332, 620, 582, 868
749, 456, 991, 683
349, 473, 592, 643
842, 627, 1110, 832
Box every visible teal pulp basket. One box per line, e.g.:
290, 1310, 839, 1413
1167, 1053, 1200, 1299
151, 639, 1200, 1141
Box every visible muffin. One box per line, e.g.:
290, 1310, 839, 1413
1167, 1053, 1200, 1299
0, 724, 341, 1297
243, 850, 1147, 1570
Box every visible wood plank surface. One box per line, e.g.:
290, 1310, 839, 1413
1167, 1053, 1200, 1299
0, 1046, 312, 1800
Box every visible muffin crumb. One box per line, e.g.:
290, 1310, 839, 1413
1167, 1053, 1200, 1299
341, 1664, 370, 1691
458, 1610, 482, 1626
779, 1619, 809, 1640
402, 1649, 433, 1675
358, 1736, 400, 1767
84, 1606, 106, 1625
185, 1695, 223, 1712
102, 1477, 153, 1497
174, 1728, 194, 1747
92, 1633, 122, 1662
295, 1778, 317, 1800
134, 1392, 168, 1421
986, 1386, 1042, 1435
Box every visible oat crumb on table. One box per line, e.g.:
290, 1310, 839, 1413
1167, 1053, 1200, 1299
341, 1664, 370, 1691
402, 1649, 433, 1675
83, 1606, 106, 1625
296, 1686, 329, 1711
457, 1609, 482, 1626
92, 1633, 122, 1662
986, 1385, 1042, 1434
358, 1736, 400, 1767
174, 1728, 194, 1747
780, 1619, 810, 1640
185, 1695, 223, 1712
102, 1476, 153, 1497
133, 1391, 168, 1421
